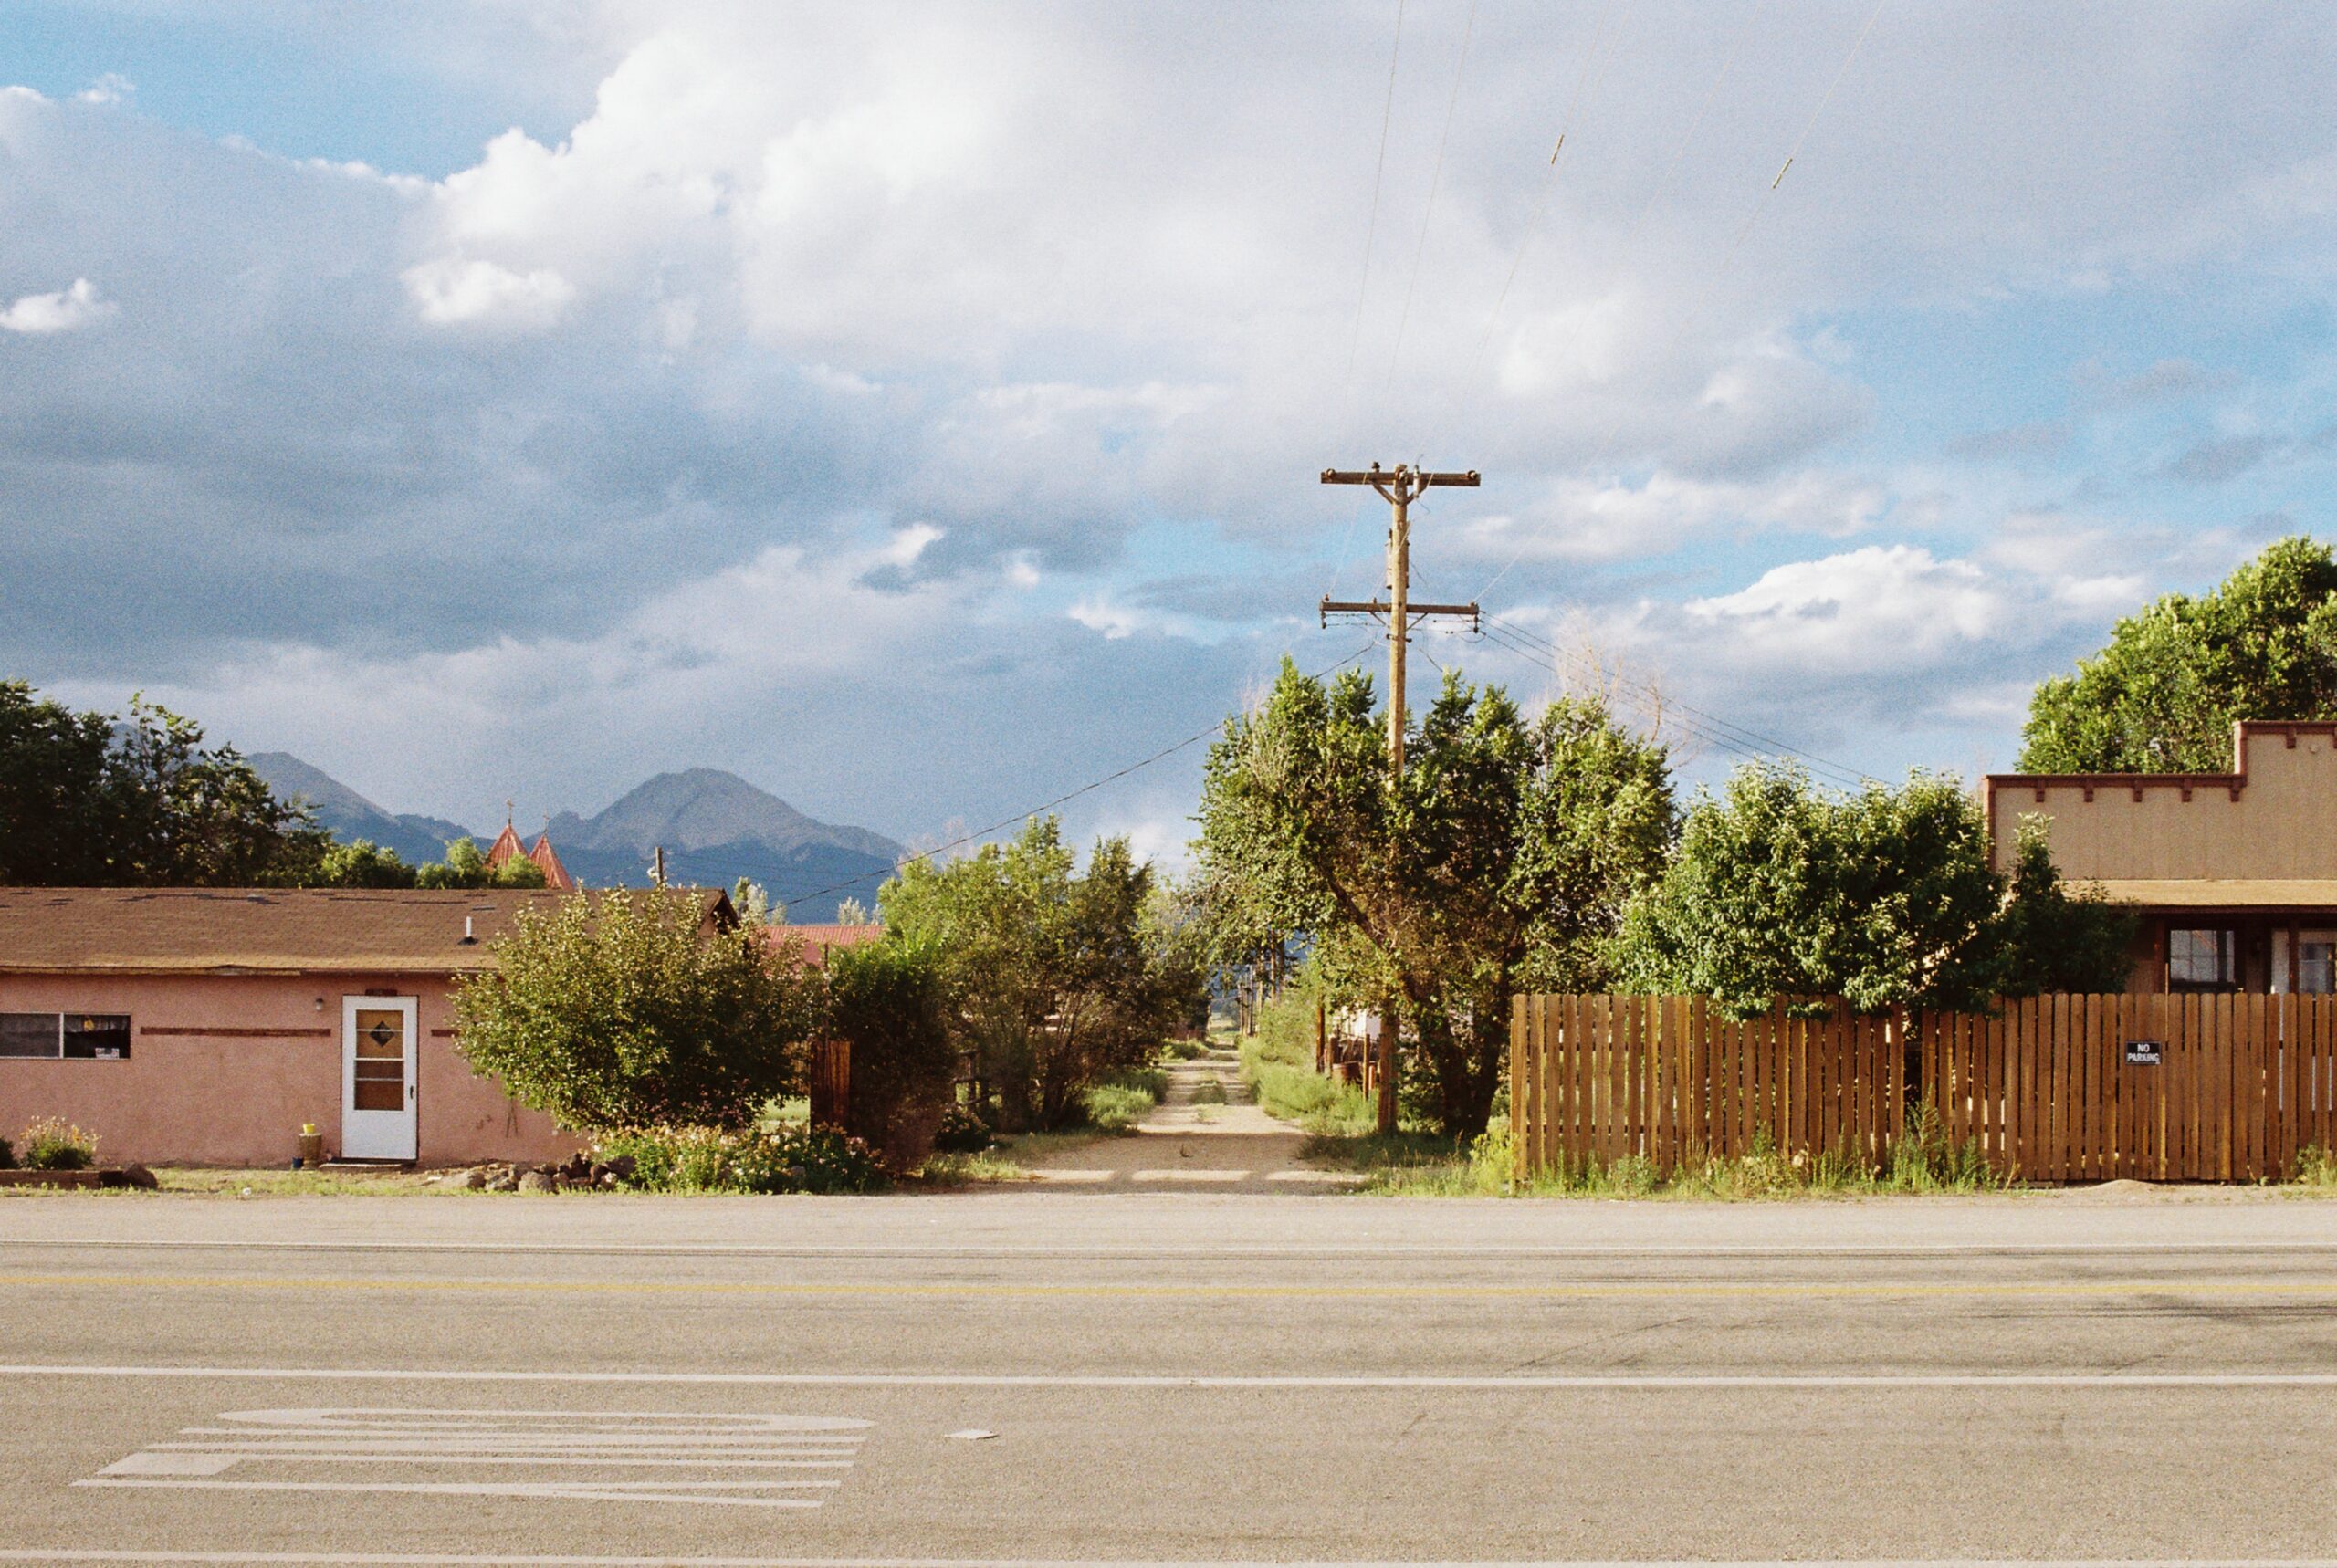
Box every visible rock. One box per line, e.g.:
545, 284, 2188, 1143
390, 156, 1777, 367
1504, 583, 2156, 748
461, 1167, 488, 1191
596, 1171, 621, 1189
96, 1169, 129, 1188
517, 1170, 559, 1194
603, 1154, 637, 1180
121, 1164, 158, 1190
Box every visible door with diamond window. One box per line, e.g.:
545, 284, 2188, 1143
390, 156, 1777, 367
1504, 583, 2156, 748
341, 997, 417, 1160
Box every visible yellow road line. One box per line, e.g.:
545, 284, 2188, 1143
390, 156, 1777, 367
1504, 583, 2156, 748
0, 1271, 2332, 1301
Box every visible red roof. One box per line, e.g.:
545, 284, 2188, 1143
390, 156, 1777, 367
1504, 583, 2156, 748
485, 821, 577, 891
526, 833, 578, 892
760, 923, 883, 968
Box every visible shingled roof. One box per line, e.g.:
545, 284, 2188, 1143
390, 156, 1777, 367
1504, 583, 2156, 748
0, 887, 730, 976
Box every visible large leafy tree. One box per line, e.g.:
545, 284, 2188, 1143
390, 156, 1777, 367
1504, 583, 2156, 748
881, 817, 1200, 1130
1195, 659, 1674, 1136
454, 891, 815, 1131
2020, 537, 2337, 771
1618, 765, 2133, 1015
0, 680, 328, 885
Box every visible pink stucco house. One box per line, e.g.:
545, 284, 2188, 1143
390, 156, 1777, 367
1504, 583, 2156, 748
0, 887, 724, 1168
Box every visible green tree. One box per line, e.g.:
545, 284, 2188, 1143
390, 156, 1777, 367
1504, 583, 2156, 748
1194, 660, 1674, 1136
453, 891, 815, 1131
2020, 537, 2337, 771
880, 818, 1199, 1130
1617, 765, 2135, 1014
312, 839, 419, 888
0, 680, 124, 883
414, 836, 548, 889
0, 680, 327, 885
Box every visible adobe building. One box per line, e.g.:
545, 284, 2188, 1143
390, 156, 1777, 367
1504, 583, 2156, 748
0, 887, 725, 1167
1985, 721, 2337, 995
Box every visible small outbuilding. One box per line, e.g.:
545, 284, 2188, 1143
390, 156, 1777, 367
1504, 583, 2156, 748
0, 886, 725, 1168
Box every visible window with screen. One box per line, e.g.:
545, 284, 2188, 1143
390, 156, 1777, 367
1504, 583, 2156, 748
0, 1014, 60, 1058
2168, 928, 2237, 990
0, 1012, 130, 1059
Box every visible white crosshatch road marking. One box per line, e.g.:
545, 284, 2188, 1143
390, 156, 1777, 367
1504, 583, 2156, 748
79, 1407, 869, 1510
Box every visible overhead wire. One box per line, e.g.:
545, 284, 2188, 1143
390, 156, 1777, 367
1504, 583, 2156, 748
1455, 2, 1764, 419
1382, 0, 1480, 392
1323, 0, 1413, 603
1473, 612, 1876, 788
776, 643, 1383, 912
1472, 0, 1889, 605
1456, 0, 1631, 395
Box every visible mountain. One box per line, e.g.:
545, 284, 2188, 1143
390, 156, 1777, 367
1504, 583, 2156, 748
548, 768, 899, 861
249, 752, 477, 867
547, 769, 903, 918
251, 756, 901, 921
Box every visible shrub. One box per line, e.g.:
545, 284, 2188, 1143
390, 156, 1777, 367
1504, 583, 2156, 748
931, 1103, 993, 1154
19, 1117, 97, 1171
595, 1124, 886, 1195
824, 936, 957, 1166
455, 890, 817, 1131
1082, 1067, 1167, 1132
1160, 1038, 1206, 1061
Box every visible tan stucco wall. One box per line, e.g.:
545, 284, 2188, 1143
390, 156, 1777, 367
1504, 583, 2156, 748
0, 971, 581, 1168
1990, 727, 2337, 880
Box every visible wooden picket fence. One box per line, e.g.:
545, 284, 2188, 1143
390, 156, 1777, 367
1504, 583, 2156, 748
1511, 993, 2337, 1183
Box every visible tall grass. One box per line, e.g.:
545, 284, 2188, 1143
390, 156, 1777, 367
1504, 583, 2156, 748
1355, 1111, 2011, 1198
1240, 1012, 1377, 1135
1082, 1065, 1169, 1132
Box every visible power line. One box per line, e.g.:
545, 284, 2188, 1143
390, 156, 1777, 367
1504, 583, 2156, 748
1458, 2, 1763, 417
1458, 0, 1631, 395
1334, 0, 1410, 437
1382, 0, 1480, 392
1474, 612, 1875, 789
1478, 613, 1869, 786
1472, 0, 1889, 605
775, 643, 1382, 912
1325, 0, 1412, 603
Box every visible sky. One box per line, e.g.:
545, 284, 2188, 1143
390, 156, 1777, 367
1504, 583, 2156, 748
4, 1, 2335, 864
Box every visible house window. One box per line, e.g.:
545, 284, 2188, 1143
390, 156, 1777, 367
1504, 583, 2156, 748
0, 1012, 131, 1060
2168, 928, 2237, 991
2276, 932, 2337, 995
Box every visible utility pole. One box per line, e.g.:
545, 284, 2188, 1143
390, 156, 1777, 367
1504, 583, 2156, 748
1320, 461, 1480, 1134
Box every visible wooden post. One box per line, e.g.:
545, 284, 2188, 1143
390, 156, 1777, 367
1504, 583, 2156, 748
1319, 462, 1481, 1134
1315, 997, 1328, 1073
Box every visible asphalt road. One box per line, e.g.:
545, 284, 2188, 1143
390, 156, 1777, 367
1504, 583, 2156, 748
3, 1190, 2337, 1564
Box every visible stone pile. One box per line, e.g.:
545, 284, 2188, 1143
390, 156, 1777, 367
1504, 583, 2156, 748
461, 1152, 636, 1193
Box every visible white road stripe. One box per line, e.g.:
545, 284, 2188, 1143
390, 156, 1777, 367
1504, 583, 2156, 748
10, 1238, 2337, 1259
11, 1553, 2337, 1566
7, 1362, 2337, 1389
73, 1478, 832, 1507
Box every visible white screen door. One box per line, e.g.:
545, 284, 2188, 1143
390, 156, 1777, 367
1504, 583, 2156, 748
341, 997, 418, 1160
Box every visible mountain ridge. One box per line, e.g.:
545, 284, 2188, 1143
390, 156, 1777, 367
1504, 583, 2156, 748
248, 754, 900, 920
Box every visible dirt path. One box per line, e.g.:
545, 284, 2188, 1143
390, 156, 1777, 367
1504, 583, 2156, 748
1019, 1044, 1362, 1192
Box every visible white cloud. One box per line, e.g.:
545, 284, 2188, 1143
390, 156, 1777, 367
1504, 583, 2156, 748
402, 256, 577, 327
1460, 469, 1887, 563
0, 277, 114, 334
1682, 545, 2006, 672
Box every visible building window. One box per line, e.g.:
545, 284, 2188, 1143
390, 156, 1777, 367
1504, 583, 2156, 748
2168, 928, 2237, 991
2276, 932, 2337, 995
0, 1013, 131, 1060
